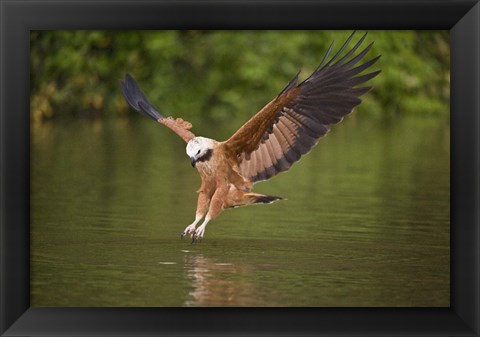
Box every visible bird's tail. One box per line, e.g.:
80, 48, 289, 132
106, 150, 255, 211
245, 193, 284, 205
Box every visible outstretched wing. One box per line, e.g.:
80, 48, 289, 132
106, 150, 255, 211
120, 74, 195, 143
223, 32, 381, 183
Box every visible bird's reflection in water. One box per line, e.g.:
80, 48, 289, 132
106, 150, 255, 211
182, 252, 272, 306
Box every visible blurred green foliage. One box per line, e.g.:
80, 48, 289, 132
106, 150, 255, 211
30, 30, 449, 124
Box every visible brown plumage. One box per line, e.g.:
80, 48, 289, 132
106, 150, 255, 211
120, 32, 380, 243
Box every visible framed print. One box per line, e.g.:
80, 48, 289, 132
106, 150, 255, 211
1, 0, 479, 336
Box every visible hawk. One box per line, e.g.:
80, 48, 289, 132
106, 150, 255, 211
121, 32, 380, 243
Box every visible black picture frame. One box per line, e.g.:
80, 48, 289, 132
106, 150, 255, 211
1, 0, 479, 336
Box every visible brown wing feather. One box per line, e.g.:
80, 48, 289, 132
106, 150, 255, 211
223, 87, 301, 156
158, 117, 195, 143
223, 32, 380, 183
121, 74, 195, 143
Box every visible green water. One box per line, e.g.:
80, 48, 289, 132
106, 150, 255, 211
30, 115, 450, 307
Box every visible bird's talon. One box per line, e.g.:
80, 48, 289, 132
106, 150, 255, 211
190, 233, 202, 244
182, 224, 198, 240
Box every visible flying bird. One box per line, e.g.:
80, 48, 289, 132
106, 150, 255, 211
121, 32, 380, 243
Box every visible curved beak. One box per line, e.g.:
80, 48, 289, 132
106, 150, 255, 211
190, 157, 196, 167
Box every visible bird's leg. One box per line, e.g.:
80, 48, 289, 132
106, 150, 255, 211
181, 215, 202, 239
192, 186, 227, 243
191, 217, 210, 243
181, 191, 209, 239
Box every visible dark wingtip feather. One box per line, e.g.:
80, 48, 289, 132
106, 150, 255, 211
324, 30, 360, 67
278, 70, 301, 97
302, 31, 371, 86
320, 41, 335, 68
120, 73, 164, 121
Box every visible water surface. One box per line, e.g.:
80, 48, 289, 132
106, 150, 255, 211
31, 115, 450, 307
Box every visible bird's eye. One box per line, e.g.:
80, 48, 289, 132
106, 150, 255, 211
197, 150, 200, 155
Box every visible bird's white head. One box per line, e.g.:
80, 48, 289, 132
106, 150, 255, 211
186, 137, 214, 167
